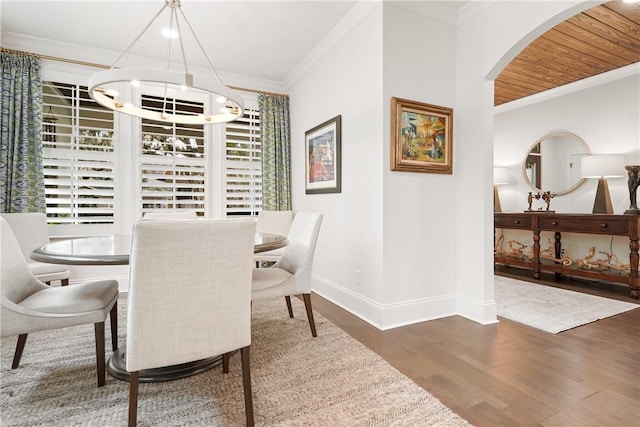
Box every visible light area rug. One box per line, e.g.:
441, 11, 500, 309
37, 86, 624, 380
495, 275, 639, 333
1, 297, 471, 426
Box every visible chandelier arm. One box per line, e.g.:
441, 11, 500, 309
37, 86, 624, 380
89, 0, 245, 125
162, 5, 178, 117
177, 7, 224, 85
174, 13, 189, 75
110, 2, 170, 68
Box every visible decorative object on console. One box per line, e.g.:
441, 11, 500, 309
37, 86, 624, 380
493, 167, 510, 212
576, 246, 630, 273
541, 238, 572, 266
525, 191, 556, 212
494, 234, 531, 260
88, 0, 243, 125
625, 165, 640, 214
580, 154, 625, 214
542, 191, 555, 212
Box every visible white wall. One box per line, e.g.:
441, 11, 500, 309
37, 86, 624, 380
453, 0, 602, 322
287, 1, 610, 329
381, 4, 459, 326
495, 73, 640, 214
288, 3, 386, 325
288, 2, 461, 329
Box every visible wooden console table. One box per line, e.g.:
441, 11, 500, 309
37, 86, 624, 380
494, 212, 639, 299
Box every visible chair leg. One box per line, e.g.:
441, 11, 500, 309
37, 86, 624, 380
240, 346, 254, 427
12, 334, 28, 369
129, 371, 139, 427
61, 278, 69, 286
222, 352, 231, 373
302, 294, 317, 337
285, 296, 293, 318
94, 322, 106, 387
110, 301, 118, 351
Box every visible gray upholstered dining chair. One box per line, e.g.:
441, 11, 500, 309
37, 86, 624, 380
126, 218, 256, 427
0, 212, 71, 286
0, 217, 119, 387
254, 210, 293, 266
251, 212, 323, 337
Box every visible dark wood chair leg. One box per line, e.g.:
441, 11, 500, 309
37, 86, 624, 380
129, 371, 139, 427
110, 301, 118, 351
302, 294, 317, 337
12, 334, 28, 369
61, 278, 69, 286
94, 322, 106, 387
285, 296, 293, 318
240, 346, 254, 427
222, 352, 231, 373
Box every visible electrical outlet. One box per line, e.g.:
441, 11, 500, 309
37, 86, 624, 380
355, 269, 361, 285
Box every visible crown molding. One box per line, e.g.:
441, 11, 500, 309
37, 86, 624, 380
284, 1, 380, 89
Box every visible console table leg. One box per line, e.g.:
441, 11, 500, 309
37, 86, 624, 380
554, 231, 562, 281
629, 238, 639, 299
533, 230, 541, 279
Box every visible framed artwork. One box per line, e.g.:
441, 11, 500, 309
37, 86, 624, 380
305, 115, 341, 194
391, 97, 453, 174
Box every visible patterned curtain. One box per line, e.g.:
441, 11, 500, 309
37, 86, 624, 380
0, 50, 45, 213
259, 93, 291, 211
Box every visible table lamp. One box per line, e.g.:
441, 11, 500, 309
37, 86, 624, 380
494, 166, 510, 212
580, 154, 625, 214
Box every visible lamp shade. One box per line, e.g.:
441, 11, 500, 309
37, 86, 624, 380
580, 154, 625, 178
493, 166, 510, 185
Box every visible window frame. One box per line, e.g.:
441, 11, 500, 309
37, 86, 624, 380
40, 61, 263, 237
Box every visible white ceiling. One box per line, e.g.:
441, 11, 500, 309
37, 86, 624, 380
1, 1, 358, 82
1, 1, 471, 83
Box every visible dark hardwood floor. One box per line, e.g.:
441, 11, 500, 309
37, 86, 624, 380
310, 272, 640, 426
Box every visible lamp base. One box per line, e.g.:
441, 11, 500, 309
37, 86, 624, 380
494, 185, 502, 212
592, 178, 614, 214
624, 209, 640, 215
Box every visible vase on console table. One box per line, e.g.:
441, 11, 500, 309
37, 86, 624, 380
625, 165, 640, 215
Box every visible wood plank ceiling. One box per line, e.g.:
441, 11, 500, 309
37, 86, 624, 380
494, 0, 640, 106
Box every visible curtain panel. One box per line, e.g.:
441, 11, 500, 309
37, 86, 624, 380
0, 50, 45, 213
259, 93, 291, 211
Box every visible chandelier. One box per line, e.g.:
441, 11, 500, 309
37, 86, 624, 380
88, 0, 243, 125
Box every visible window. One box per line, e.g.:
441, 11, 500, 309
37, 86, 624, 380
224, 106, 262, 216
42, 81, 115, 226
138, 94, 206, 217
40, 69, 263, 234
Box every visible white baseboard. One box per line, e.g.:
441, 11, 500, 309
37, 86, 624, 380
312, 274, 498, 330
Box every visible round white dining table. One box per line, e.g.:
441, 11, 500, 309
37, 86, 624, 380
30, 231, 288, 383
31, 232, 288, 265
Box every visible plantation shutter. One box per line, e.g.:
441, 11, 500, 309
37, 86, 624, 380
139, 94, 206, 217
224, 107, 262, 216
41, 82, 115, 225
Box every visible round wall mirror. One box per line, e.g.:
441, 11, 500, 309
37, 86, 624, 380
522, 132, 591, 196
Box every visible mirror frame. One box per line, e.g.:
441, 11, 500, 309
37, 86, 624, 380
522, 131, 591, 196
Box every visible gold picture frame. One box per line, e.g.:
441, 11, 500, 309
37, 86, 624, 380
391, 97, 453, 174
